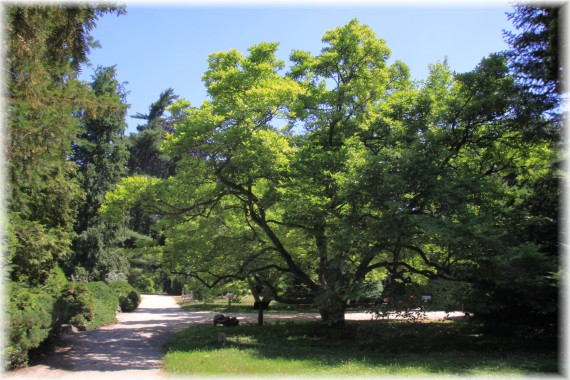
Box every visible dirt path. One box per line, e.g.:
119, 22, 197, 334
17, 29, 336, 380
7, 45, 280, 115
5, 295, 204, 379
5, 294, 464, 379
4, 295, 329, 379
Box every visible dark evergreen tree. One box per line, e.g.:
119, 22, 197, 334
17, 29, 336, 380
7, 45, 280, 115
503, 3, 562, 262
505, 4, 562, 98
73, 66, 130, 232
504, 3, 563, 134
6, 4, 126, 286
5, 4, 126, 367
128, 88, 179, 178
106, 89, 182, 292
69, 65, 130, 281
463, 3, 563, 331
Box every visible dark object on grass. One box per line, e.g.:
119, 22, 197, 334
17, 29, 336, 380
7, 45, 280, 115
213, 314, 239, 326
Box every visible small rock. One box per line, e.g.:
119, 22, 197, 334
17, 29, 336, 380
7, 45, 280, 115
60, 324, 79, 335
213, 314, 226, 325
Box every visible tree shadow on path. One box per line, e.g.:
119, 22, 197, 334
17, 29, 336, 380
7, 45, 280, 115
6, 295, 357, 379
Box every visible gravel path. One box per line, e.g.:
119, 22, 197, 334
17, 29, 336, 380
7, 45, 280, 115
5, 294, 464, 379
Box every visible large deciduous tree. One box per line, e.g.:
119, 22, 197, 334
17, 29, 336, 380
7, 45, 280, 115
105, 20, 558, 327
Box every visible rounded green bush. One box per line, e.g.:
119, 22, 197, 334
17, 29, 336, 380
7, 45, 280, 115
108, 281, 141, 312
134, 274, 156, 293
7, 283, 56, 368
56, 282, 94, 331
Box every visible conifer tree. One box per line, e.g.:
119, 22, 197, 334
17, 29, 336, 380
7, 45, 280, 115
128, 88, 179, 179
6, 4, 126, 285
68, 65, 130, 281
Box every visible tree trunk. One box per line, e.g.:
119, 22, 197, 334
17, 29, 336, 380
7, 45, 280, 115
316, 289, 347, 327
319, 306, 346, 327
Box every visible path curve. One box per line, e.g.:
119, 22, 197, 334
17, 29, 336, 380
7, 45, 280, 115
5, 295, 203, 379
5, 294, 464, 379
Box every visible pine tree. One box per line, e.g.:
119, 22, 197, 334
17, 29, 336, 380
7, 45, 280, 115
119, 89, 182, 292
504, 3, 563, 130
128, 88, 179, 178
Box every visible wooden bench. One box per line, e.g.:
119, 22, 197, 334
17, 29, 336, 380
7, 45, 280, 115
181, 293, 193, 303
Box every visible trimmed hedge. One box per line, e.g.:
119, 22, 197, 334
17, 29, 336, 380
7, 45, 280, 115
108, 281, 141, 312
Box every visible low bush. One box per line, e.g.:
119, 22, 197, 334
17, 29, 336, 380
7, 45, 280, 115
6, 278, 123, 369
7, 282, 56, 369
55, 282, 94, 331
55, 281, 119, 331
108, 281, 141, 312
84, 281, 119, 329
133, 273, 156, 293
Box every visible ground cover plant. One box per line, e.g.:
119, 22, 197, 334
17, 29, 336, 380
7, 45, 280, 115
164, 319, 558, 376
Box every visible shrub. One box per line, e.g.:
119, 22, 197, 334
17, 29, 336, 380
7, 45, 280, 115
55, 282, 94, 331
6, 279, 122, 369
84, 282, 119, 329
108, 281, 141, 312
7, 282, 56, 369
55, 281, 119, 331
44, 265, 69, 296
133, 274, 156, 293
105, 270, 128, 284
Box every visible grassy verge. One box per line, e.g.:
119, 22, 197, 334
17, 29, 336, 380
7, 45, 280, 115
163, 319, 558, 376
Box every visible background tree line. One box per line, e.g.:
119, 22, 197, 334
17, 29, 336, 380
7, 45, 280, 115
4, 1, 563, 368
6, 4, 180, 292
3, 4, 165, 368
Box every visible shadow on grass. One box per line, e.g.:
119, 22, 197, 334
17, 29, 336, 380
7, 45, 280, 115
166, 319, 559, 375
180, 301, 320, 314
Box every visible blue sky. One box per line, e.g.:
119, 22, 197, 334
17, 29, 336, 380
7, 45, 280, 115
80, 3, 515, 134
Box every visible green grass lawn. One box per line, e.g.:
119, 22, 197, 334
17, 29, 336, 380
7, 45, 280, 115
177, 296, 320, 313
163, 318, 559, 376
